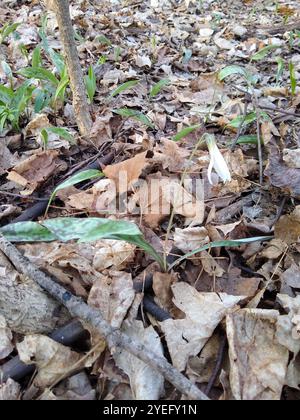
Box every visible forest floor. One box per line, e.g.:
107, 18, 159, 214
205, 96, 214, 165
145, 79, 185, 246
0, 0, 300, 401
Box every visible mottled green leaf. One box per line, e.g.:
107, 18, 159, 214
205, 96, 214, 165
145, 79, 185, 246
0, 222, 56, 242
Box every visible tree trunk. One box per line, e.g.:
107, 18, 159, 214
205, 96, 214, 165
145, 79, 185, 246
53, 0, 92, 137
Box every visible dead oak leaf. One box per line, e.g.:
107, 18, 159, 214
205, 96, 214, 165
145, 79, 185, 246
160, 282, 244, 371
7, 150, 66, 195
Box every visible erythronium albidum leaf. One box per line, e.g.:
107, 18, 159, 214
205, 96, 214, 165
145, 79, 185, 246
109, 80, 140, 98
0, 218, 165, 270
168, 236, 273, 271
172, 124, 201, 142
45, 169, 103, 215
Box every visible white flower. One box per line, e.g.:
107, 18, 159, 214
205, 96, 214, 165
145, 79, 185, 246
205, 134, 231, 185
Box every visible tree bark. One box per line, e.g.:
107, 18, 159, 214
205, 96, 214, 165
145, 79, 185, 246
53, 0, 92, 137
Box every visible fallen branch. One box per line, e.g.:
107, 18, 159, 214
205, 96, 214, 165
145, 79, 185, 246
0, 234, 209, 401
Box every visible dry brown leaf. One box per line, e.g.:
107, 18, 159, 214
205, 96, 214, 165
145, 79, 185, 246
0, 204, 20, 220
276, 294, 300, 355
153, 138, 189, 172
88, 271, 135, 329
227, 309, 289, 400
215, 221, 241, 236
17, 335, 85, 388
174, 226, 209, 253
260, 238, 287, 259
187, 334, 221, 385
163, 180, 205, 224
93, 240, 136, 271
283, 148, 300, 169
280, 263, 300, 295
160, 283, 244, 371
103, 152, 148, 193
24, 113, 50, 136
7, 150, 66, 194
200, 250, 225, 277
0, 378, 21, 401
275, 206, 300, 245
265, 142, 300, 199
114, 320, 165, 400
152, 272, 177, 312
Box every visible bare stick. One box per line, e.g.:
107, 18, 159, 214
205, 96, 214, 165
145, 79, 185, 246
53, 0, 92, 136
0, 234, 209, 401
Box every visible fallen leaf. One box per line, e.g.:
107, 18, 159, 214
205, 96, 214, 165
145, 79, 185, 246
160, 283, 244, 371
7, 150, 67, 195
152, 272, 177, 312
0, 378, 21, 401
103, 152, 148, 193
114, 320, 165, 400
93, 240, 136, 271
275, 206, 300, 244
24, 113, 51, 136
265, 141, 300, 199
17, 335, 85, 388
174, 226, 209, 253
227, 309, 289, 400
283, 148, 300, 169
88, 271, 135, 328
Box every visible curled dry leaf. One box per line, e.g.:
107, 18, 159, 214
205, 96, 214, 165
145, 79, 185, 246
7, 150, 67, 195
88, 271, 135, 329
114, 320, 165, 400
103, 152, 148, 193
17, 335, 85, 388
160, 282, 244, 371
227, 309, 289, 400
0, 315, 13, 359
0, 378, 21, 401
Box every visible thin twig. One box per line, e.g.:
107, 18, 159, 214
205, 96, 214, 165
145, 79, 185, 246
0, 234, 209, 401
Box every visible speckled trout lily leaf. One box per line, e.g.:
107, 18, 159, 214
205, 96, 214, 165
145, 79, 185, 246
0, 218, 165, 270
0, 221, 56, 242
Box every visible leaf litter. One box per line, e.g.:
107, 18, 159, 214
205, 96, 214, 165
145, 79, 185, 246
0, 0, 300, 401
